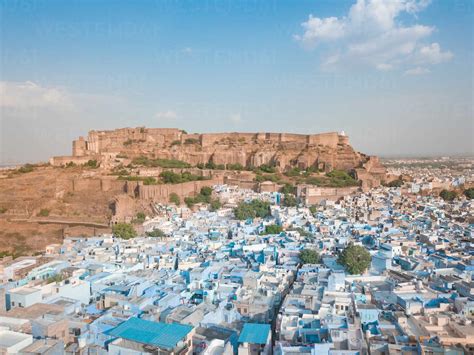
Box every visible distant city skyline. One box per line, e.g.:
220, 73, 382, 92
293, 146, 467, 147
1, 0, 473, 164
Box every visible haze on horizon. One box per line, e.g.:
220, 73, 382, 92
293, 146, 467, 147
0, 0, 473, 165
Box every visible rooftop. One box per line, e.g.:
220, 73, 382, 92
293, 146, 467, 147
106, 317, 193, 350
238, 323, 270, 344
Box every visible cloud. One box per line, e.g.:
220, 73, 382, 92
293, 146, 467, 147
155, 110, 178, 120
404, 66, 431, 75
295, 0, 452, 72
415, 43, 453, 64
0, 81, 74, 110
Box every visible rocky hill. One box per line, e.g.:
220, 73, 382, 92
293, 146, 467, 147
51, 127, 381, 174
0, 127, 386, 255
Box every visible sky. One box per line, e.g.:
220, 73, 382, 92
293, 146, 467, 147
0, 0, 473, 164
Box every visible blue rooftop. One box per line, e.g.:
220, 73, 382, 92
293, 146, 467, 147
238, 323, 270, 344
105, 317, 193, 350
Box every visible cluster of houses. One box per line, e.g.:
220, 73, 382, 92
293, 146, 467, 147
0, 172, 473, 354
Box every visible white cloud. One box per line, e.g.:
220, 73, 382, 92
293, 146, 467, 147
229, 113, 243, 124
155, 110, 178, 120
0, 81, 74, 110
404, 67, 431, 75
182, 47, 193, 55
295, 0, 451, 72
294, 16, 345, 48
415, 43, 453, 64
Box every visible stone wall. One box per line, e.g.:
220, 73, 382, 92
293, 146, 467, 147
136, 177, 223, 202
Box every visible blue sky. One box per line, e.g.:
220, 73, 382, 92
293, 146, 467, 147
0, 0, 472, 163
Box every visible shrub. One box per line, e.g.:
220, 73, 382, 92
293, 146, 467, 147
280, 183, 295, 195
159, 171, 206, 184
338, 244, 371, 274
37, 209, 50, 217
18, 164, 34, 173
439, 189, 457, 201
146, 229, 166, 238
226, 163, 244, 171
85, 159, 99, 168
184, 197, 195, 208
133, 212, 146, 224
283, 194, 297, 207
200, 186, 212, 196
255, 174, 281, 183
184, 138, 200, 145
257, 164, 276, 173
132, 156, 190, 168
285, 167, 301, 177
0, 207, 7, 214
387, 179, 403, 188
170, 140, 181, 146
112, 223, 137, 239
210, 199, 222, 211
464, 188, 474, 199
65, 161, 76, 168
169, 193, 181, 205
299, 249, 320, 264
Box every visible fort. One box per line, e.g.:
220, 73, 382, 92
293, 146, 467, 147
51, 127, 372, 173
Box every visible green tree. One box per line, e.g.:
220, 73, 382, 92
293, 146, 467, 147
299, 249, 320, 264
387, 179, 403, 188
200, 186, 212, 196
234, 200, 271, 220
439, 189, 457, 201
133, 212, 146, 223
184, 197, 195, 208
146, 229, 165, 238
169, 192, 181, 205
283, 194, 297, 207
262, 224, 283, 235
112, 223, 137, 240
210, 199, 222, 211
280, 183, 295, 195
464, 188, 474, 199
338, 244, 371, 275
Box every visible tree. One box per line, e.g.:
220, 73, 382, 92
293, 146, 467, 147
169, 193, 181, 205
387, 179, 403, 188
463, 188, 474, 200
210, 199, 222, 211
233, 200, 271, 220
338, 244, 371, 275
112, 223, 137, 240
146, 229, 165, 238
133, 212, 146, 224
262, 224, 283, 235
283, 194, 297, 207
299, 249, 320, 264
200, 186, 212, 196
280, 183, 295, 195
439, 189, 457, 202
